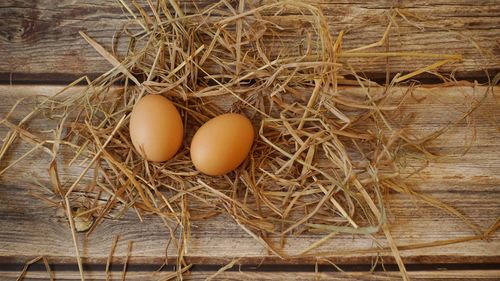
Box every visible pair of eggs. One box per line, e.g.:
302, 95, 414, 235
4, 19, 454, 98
129, 95, 254, 176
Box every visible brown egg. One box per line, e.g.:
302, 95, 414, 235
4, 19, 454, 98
190, 113, 254, 176
129, 95, 183, 162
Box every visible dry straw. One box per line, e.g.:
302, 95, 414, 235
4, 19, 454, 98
1, 1, 497, 281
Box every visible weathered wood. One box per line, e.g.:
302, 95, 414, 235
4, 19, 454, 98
2, 269, 500, 281
0, 1, 498, 83
0, 85, 498, 268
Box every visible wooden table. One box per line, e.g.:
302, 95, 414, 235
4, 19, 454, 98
0, 1, 499, 280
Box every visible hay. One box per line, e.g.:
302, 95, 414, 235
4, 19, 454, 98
1, 1, 496, 280
16, 256, 53, 281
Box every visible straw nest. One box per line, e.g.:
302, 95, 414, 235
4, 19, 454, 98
1, 1, 497, 280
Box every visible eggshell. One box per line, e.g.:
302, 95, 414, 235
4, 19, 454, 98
190, 113, 254, 176
129, 95, 183, 162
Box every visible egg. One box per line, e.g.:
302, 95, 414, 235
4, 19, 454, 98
190, 113, 254, 176
129, 95, 183, 162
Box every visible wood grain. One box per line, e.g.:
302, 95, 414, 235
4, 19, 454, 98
0, 85, 499, 268
0, 0, 498, 83
1, 269, 500, 281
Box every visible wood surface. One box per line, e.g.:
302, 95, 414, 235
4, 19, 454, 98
0, 0, 499, 83
0, 85, 498, 274
2, 269, 500, 281
1, 0, 499, 280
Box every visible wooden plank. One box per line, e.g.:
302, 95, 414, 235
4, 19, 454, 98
1, 269, 500, 281
0, 191, 497, 265
0, 85, 498, 266
0, 1, 498, 83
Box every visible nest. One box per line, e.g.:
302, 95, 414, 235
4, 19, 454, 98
1, 1, 496, 280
